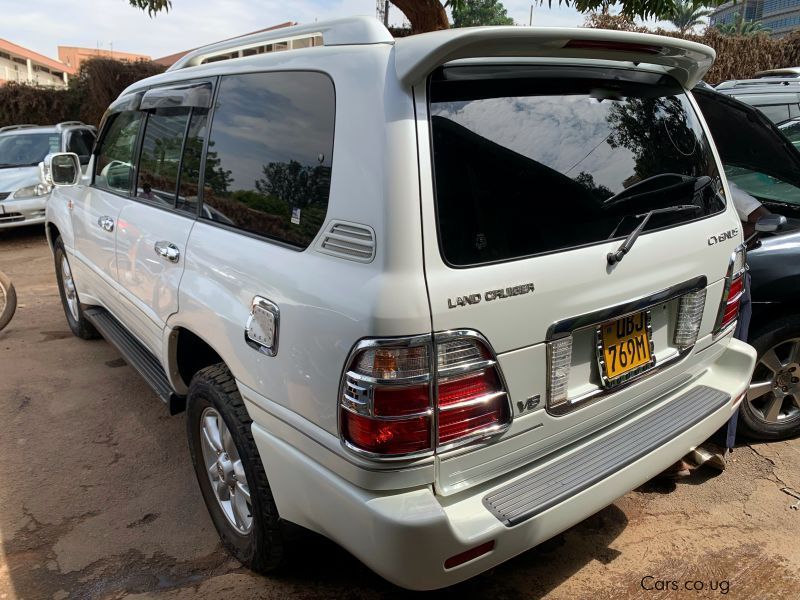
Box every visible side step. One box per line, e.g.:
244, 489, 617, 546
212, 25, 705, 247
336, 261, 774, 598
483, 385, 729, 527
84, 307, 186, 415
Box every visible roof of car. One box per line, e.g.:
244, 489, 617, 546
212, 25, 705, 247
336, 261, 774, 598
0, 122, 95, 137
123, 17, 715, 96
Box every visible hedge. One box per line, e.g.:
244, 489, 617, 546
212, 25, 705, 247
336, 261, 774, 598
0, 58, 165, 129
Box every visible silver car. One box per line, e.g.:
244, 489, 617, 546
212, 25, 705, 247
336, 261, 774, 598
0, 122, 95, 230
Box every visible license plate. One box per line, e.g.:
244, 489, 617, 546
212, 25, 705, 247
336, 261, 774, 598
598, 311, 654, 386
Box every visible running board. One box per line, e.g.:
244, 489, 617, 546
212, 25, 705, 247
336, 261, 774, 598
84, 307, 186, 415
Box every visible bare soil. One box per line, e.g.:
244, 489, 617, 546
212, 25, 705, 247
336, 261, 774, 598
1, 226, 798, 600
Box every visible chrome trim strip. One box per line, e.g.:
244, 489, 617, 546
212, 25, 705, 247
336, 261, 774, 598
340, 404, 433, 422
548, 348, 688, 416
437, 358, 497, 378
438, 391, 507, 412
546, 275, 707, 340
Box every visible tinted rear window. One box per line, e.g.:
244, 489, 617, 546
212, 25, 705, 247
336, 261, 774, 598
429, 66, 724, 267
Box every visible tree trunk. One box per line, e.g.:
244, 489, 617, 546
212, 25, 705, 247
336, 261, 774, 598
391, 0, 450, 33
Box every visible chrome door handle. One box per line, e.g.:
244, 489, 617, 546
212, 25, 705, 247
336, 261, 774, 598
97, 216, 114, 232
154, 241, 180, 263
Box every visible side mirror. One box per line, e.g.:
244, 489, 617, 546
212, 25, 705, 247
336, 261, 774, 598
42, 152, 81, 187
755, 214, 787, 233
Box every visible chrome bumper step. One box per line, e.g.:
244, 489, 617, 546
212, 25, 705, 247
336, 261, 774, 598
483, 385, 729, 526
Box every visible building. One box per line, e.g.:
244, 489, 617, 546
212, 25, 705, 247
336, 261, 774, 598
58, 47, 151, 71
0, 38, 74, 88
709, 0, 800, 37
761, 0, 800, 36
153, 22, 297, 67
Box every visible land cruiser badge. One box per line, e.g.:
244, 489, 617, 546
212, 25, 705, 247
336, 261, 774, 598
447, 283, 535, 309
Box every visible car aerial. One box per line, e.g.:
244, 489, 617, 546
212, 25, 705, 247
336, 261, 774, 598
715, 77, 800, 126
694, 84, 800, 440
41, 19, 756, 590
0, 122, 96, 230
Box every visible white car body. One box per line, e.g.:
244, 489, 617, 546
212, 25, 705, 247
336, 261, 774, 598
0, 123, 95, 229
45, 19, 756, 590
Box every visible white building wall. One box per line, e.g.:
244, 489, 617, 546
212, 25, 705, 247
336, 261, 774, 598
0, 53, 68, 88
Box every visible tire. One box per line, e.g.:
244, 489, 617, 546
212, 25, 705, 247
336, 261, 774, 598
739, 316, 800, 440
187, 363, 285, 572
0, 270, 17, 331
53, 237, 98, 340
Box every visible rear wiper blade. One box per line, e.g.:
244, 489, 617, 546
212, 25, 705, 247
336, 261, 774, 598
607, 204, 701, 265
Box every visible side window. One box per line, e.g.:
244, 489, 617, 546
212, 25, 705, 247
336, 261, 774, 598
757, 104, 792, 125
67, 129, 96, 165
177, 109, 209, 215
136, 108, 190, 207
201, 71, 335, 247
94, 111, 143, 195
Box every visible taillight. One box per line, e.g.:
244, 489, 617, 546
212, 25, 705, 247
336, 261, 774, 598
339, 332, 511, 458
714, 245, 746, 334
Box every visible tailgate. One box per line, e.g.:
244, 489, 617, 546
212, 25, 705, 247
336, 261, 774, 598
415, 62, 742, 494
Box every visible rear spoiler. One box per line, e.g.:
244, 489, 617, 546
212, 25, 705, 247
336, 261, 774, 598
394, 27, 715, 89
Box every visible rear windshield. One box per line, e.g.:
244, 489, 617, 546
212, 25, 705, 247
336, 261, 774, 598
429, 66, 724, 267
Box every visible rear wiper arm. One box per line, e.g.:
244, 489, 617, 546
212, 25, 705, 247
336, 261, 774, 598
607, 205, 701, 265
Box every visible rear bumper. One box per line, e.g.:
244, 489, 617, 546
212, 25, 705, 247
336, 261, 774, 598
0, 196, 47, 229
251, 337, 755, 590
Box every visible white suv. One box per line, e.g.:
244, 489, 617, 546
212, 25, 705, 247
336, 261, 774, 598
43, 19, 756, 590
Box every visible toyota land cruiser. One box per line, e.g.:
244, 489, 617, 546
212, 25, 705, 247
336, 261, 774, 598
42, 19, 756, 590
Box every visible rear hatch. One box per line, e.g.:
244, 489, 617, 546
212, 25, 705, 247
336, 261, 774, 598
416, 63, 741, 494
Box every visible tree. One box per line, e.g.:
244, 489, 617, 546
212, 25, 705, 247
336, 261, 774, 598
452, 0, 514, 27
716, 12, 771, 36
128, 0, 170, 15
126, 0, 731, 33
664, 0, 713, 35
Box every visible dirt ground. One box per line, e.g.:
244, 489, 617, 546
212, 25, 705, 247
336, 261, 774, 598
0, 225, 799, 600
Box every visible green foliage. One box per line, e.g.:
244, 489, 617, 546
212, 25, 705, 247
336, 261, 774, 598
452, 0, 515, 27
664, 0, 713, 35
0, 58, 165, 129
716, 12, 771, 36
127, 0, 171, 16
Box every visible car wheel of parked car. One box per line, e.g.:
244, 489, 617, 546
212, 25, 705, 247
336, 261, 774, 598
740, 317, 800, 440
187, 363, 285, 572
53, 237, 98, 340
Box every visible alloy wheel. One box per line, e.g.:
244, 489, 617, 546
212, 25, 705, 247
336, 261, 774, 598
747, 339, 800, 424
61, 255, 79, 322
199, 407, 253, 534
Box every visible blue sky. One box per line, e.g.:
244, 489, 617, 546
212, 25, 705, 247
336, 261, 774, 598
3, 0, 669, 61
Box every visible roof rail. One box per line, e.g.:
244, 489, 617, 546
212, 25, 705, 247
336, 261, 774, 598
0, 124, 39, 133
716, 77, 800, 89
56, 121, 86, 130
168, 16, 393, 71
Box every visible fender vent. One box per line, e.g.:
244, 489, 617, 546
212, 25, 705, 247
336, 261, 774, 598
316, 220, 375, 263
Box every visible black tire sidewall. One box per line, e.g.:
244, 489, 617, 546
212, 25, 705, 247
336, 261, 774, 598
186, 369, 282, 571
739, 317, 800, 440
0, 270, 17, 331
53, 238, 84, 336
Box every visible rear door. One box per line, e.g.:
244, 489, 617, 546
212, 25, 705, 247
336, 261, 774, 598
415, 64, 742, 493
114, 82, 212, 355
